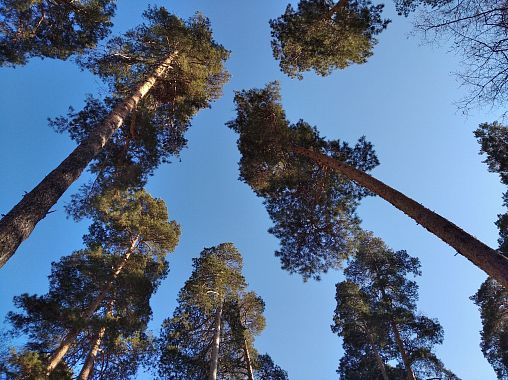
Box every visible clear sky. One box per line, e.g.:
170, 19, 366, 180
0, 1, 505, 379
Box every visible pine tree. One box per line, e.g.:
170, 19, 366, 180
332, 233, 459, 380
0, 6, 229, 267
270, 0, 389, 78
471, 121, 508, 379
0, 0, 116, 66
157, 243, 287, 380
6, 189, 179, 378
226, 82, 508, 286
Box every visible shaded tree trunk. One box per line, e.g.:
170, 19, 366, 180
390, 320, 416, 380
0, 52, 178, 268
208, 302, 223, 380
77, 325, 107, 380
45, 237, 138, 375
243, 337, 254, 380
366, 331, 389, 380
292, 146, 508, 288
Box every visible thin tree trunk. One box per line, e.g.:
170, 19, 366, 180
208, 302, 223, 380
0, 52, 178, 268
77, 325, 106, 380
45, 237, 138, 375
292, 146, 508, 288
390, 320, 416, 380
366, 331, 389, 380
243, 337, 254, 380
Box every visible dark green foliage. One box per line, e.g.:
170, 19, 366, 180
472, 278, 508, 379
254, 354, 289, 380
0, 0, 115, 66
1, 349, 73, 379
332, 233, 458, 380
6, 189, 179, 378
52, 7, 230, 219
270, 0, 389, 78
158, 243, 286, 379
227, 82, 378, 280
473, 121, 508, 379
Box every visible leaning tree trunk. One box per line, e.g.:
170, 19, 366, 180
45, 237, 138, 376
390, 320, 416, 380
292, 146, 508, 288
209, 302, 224, 380
243, 337, 254, 380
77, 323, 107, 380
0, 51, 178, 268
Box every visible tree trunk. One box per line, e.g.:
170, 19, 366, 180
243, 337, 254, 380
292, 146, 508, 289
45, 237, 138, 375
0, 52, 178, 268
366, 331, 389, 380
390, 320, 416, 380
77, 325, 106, 380
208, 302, 223, 380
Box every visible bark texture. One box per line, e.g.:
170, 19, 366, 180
46, 238, 138, 375
0, 53, 177, 268
77, 324, 106, 380
293, 146, 508, 288
243, 337, 254, 380
390, 321, 416, 380
208, 302, 223, 380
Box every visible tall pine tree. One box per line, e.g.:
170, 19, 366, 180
0, 6, 229, 267
332, 233, 458, 380
157, 243, 288, 380
226, 82, 508, 286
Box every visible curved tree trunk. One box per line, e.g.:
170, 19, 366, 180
209, 302, 223, 380
293, 146, 508, 288
0, 52, 177, 268
77, 325, 107, 380
390, 321, 416, 380
45, 237, 138, 375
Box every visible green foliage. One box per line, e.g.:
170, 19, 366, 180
158, 243, 285, 380
254, 354, 289, 380
0, 0, 115, 66
472, 278, 508, 379
270, 0, 389, 78
227, 82, 378, 280
332, 233, 459, 380
473, 121, 508, 379
6, 189, 179, 378
1, 349, 73, 379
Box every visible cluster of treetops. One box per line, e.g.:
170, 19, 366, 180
0, 0, 507, 378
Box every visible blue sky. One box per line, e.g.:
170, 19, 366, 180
0, 1, 505, 379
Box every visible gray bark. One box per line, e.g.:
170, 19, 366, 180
293, 146, 508, 289
0, 52, 177, 268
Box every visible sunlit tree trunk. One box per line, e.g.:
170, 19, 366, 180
293, 146, 508, 288
45, 237, 138, 375
208, 302, 223, 380
77, 324, 107, 380
0, 52, 177, 268
243, 337, 254, 380
390, 320, 416, 380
